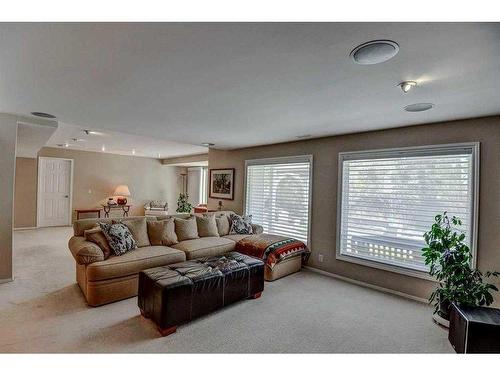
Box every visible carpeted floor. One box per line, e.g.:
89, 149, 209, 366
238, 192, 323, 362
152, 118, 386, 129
0, 227, 453, 353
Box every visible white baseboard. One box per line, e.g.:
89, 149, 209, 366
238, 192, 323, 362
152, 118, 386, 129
0, 277, 13, 284
304, 266, 428, 304
13, 226, 38, 231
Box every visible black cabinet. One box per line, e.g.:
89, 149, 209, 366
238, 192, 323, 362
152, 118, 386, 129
448, 303, 500, 353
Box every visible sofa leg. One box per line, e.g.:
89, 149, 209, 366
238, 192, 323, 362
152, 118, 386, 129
158, 325, 177, 337
251, 292, 262, 299
140, 308, 148, 318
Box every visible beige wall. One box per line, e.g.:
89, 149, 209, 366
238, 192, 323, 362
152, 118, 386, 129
0, 114, 18, 281
38, 147, 184, 220
208, 116, 500, 304
14, 157, 38, 228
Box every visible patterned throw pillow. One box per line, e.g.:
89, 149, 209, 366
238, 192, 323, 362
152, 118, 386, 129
98, 222, 137, 256
229, 214, 253, 235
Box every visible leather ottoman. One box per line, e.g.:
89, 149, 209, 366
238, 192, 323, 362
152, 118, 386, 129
138, 252, 264, 336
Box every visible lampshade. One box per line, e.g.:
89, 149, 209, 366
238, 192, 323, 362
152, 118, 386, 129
113, 185, 131, 196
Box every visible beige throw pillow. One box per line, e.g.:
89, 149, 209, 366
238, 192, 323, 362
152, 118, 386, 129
119, 217, 150, 247
147, 219, 178, 246
215, 215, 230, 236
174, 216, 199, 241
84, 226, 113, 259
196, 215, 219, 237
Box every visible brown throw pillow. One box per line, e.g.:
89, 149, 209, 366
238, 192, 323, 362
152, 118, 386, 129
147, 219, 178, 246
116, 218, 150, 247
196, 215, 219, 237
215, 215, 230, 236
84, 226, 113, 259
174, 216, 199, 241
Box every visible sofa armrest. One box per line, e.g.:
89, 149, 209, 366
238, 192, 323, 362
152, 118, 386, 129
68, 236, 105, 265
251, 224, 264, 234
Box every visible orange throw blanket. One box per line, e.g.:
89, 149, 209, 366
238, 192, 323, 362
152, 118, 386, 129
235, 234, 310, 269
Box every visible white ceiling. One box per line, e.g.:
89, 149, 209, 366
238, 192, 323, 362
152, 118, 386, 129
1, 23, 500, 150
46, 122, 207, 159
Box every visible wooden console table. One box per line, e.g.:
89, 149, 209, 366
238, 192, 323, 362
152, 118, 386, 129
75, 208, 101, 220
101, 204, 131, 218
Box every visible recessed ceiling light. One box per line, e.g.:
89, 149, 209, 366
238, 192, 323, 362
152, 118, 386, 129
399, 81, 417, 93
404, 103, 434, 112
202, 143, 215, 147
132, 149, 136, 155
157, 153, 161, 158
101, 145, 106, 152
350, 40, 399, 65
83, 129, 101, 135
31, 111, 56, 119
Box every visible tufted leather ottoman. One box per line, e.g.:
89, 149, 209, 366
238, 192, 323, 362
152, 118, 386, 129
138, 252, 264, 336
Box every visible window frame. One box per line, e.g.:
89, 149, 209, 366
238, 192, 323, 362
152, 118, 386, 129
244, 154, 314, 246
336, 142, 480, 280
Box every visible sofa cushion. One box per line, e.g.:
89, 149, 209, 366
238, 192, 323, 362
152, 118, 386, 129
174, 217, 199, 241
86, 246, 186, 281
99, 222, 137, 255
120, 217, 150, 247
196, 215, 219, 237
73, 216, 157, 236
84, 226, 113, 259
172, 237, 235, 260
215, 215, 230, 236
147, 218, 178, 246
223, 234, 252, 242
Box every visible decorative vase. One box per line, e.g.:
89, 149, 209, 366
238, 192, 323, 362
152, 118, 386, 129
117, 197, 127, 205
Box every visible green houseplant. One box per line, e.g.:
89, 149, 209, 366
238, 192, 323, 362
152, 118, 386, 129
422, 212, 499, 323
176, 193, 192, 213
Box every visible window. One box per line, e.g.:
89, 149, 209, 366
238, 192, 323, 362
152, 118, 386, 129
245, 155, 313, 244
337, 143, 479, 278
201, 167, 208, 204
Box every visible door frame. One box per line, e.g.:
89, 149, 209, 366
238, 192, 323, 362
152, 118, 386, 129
36, 156, 74, 227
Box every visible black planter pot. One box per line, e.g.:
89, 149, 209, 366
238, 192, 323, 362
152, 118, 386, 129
437, 299, 451, 321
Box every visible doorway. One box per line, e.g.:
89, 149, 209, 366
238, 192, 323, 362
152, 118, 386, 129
37, 157, 74, 227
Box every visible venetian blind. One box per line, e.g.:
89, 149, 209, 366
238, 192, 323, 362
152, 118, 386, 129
338, 144, 478, 273
245, 156, 312, 244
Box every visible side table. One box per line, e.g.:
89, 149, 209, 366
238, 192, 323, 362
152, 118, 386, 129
101, 204, 132, 218
75, 208, 101, 220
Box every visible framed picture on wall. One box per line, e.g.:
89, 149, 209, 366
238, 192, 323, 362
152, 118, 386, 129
209, 168, 235, 200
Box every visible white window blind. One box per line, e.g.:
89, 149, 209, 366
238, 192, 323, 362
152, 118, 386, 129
338, 143, 479, 275
245, 156, 312, 244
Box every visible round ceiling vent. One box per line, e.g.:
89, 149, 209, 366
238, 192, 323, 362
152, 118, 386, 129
350, 40, 399, 65
404, 103, 435, 112
31, 111, 56, 119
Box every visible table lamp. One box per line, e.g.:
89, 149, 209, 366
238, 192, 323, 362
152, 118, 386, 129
114, 185, 131, 205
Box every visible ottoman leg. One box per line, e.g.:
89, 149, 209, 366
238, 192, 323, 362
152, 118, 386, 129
158, 325, 177, 337
251, 292, 262, 299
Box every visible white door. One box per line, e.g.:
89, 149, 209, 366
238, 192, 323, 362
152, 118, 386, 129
37, 157, 73, 227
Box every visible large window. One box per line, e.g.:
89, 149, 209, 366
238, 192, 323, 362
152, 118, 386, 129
245, 155, 313, 244
337, 143, 479, 278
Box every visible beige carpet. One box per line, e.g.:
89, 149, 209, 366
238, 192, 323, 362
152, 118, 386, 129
0, 227, 453, 353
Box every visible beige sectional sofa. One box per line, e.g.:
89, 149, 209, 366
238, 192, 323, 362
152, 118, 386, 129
68, 211, 263, 306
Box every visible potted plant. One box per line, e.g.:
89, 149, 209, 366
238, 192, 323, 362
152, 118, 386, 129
422, 212, 499, 326
176, 193, 192, 213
